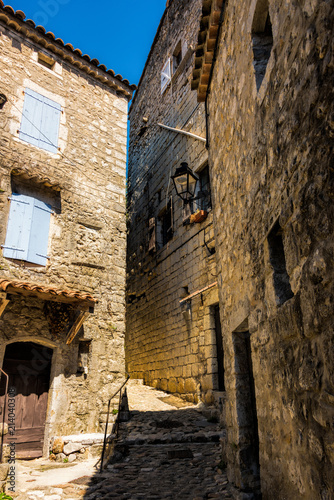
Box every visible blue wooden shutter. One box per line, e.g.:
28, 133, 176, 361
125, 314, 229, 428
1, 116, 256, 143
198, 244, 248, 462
19, 89, 44, 148
39, 95, 61, 153
3, 194, 52, 265
27, 199, 52, 266
3, 194, 34, 261
19, 88, 61, 154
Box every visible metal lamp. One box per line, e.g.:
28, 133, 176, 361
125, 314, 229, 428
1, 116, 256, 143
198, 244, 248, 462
0, 94, 7, 109
172, 162, 199, 203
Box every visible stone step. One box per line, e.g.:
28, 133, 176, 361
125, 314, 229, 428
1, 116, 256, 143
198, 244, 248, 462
118, 429, 226, 446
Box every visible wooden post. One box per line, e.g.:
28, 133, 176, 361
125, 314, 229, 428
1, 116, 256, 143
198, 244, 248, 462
66, 310, 90, 345
0, 293, 9, 318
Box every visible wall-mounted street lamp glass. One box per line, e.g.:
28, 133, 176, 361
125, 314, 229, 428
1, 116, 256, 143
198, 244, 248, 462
0, 94, 7, 109
172, 162, 199, 203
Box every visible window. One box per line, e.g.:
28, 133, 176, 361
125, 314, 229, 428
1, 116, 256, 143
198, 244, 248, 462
157, 199, 173, 247
19, 88, 61, 153
38, 52, 55, 70
161, 59, 171, 93
267, 221, 294, 305
173, 41, 182, 73
252, 0, 273, 91
194, 164, 212, 212
2, 193, 52, 266
162, 199, 173, 245
148, 217, 156, 253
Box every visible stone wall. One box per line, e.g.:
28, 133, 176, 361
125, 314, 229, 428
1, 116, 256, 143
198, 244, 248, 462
206, 0, 334, 497
0, 13, 132, 455
126, 0, 222, 404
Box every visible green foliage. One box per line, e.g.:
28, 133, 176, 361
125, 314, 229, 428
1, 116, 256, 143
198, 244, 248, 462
0, 493, 14, 500
112, 409, 118, 415
63, 457, 68, 463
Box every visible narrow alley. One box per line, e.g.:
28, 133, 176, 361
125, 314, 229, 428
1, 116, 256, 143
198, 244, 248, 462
12, 381, 232, 500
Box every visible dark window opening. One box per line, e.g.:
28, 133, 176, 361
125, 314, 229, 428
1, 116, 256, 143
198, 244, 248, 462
77, 340, 91, 375
252, 0, 273, 91
194, 164, 212, 212
214, 304, 225, 391
173, 40, 182, 73
161, 199, 173, 246
268, 221, 294, 306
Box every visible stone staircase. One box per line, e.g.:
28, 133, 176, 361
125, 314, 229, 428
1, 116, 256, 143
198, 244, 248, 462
84, 406, 233, 499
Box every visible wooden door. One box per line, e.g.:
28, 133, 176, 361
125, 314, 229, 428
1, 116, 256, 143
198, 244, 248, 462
0, 342, 52, 459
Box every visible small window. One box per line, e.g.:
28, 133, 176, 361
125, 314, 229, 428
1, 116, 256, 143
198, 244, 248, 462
148, 217, 156, 253
2, 193, 52, 266
159, 199, 173, 246
19, 88, 61, 153
38, 52, 55, 70
173, 41, 182, 73
267, 222, 294, 305
161, 58, 171, 93
252, 0, 273, 91
194, 164, 212, 212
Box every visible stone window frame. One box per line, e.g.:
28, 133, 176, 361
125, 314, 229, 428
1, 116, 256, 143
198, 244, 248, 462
248, 0, 276, 103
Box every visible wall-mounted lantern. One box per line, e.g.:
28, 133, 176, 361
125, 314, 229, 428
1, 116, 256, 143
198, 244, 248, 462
172, 162, 199, 203
0, 94, 7, 109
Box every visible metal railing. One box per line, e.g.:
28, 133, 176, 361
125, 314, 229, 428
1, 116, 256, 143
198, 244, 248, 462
100, 374, 130, 472
0, 368, 9, 463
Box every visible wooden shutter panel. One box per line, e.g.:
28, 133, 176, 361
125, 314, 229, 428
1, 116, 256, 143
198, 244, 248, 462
27, 199, 52, 266
2, 194, 34, 261
39, 95, 61, 153
19, 89, 44, 148
161, 59, 171, 93
148, 217, 156, 252
19, 88, 61, 154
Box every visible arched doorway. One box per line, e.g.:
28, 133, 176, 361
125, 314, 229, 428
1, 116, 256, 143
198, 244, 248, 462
0, 342, 53, 459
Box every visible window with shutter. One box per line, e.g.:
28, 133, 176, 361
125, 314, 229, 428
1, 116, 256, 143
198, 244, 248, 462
19, 88, 61, 154
161, 59, 171, 93
162, 198, 173, 245
148, 217, 156, 253
2, 193, 52, 266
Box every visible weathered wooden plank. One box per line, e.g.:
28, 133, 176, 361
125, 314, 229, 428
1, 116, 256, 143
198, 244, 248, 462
0, 298, 9, 318
66, 310, 90, 345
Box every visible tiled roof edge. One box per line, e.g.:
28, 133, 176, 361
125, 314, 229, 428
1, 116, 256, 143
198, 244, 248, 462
0, 2, 136, 99
191, 0, 225, 102
0, 278, 98, 304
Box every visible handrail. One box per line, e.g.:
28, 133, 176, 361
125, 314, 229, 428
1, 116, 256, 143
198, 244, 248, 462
100, 374, 130, 472
0, 368, 9, 463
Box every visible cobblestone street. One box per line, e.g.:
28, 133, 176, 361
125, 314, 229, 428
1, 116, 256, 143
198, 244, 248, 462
10, 381, 232, 500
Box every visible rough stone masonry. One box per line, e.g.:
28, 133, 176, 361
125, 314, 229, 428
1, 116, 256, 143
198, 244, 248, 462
0, 2, 134, 459
195, 0, 334, 498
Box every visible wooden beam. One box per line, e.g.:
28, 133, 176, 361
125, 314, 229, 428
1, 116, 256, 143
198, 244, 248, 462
0, 298, 9, 318
66, 310, 90, 345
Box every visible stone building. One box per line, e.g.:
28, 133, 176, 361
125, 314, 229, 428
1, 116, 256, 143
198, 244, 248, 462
126, 0, 224, 405
0, 2, 134, 459
192, 0, 334, 498
128, 0, 334, 498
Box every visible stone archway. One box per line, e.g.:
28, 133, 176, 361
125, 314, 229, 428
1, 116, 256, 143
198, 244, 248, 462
0, 342, 53, 459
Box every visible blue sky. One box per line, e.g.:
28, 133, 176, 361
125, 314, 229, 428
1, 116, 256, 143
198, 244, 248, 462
7, 0, 166, 85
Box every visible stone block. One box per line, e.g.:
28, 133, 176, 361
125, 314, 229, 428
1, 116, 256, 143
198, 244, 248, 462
0, 464, 9, 481
184, 377, 197, 393
63, 442, 82, 455
68, 453, 77, 463
55, 453, 66, 462
52, 437, 64, 454
168, 377, 177, 393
